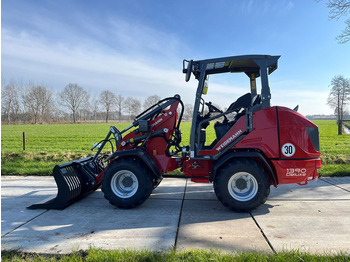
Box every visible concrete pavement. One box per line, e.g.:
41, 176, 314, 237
1, 176, 350, 254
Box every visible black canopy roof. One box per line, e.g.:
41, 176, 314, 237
189, 55, 280, 78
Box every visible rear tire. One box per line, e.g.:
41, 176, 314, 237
214, 159, 270, 212
102, 158, 153, 209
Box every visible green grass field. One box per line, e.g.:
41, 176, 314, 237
313, 120, 350, 176
1, 120, 349, 176
2, 249, 350, 262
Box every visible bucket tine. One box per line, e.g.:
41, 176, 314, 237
27, 156, 103, 210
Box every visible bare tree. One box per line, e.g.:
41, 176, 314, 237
99, 90, 116, 123
22, 84, 53, 123
91, 98, 100, 122
325, 0, 350, 43
79, 94, 91, 121
59, 83, 89, 123
1, 82, 21, 123
327, 75, 350, 134
125, 97, 141, 121
115, 94, 124, 122
143, 95, 161, 110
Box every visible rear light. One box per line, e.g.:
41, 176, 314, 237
306, 127, 320, 152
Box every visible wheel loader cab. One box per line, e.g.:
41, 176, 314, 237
184, 55, 280, 157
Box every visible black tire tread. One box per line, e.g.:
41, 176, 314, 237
102, 158, 153, 209
214, 158, 270, 212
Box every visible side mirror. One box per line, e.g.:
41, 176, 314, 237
185, 60, 193, 82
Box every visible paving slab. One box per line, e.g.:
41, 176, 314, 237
1, 196, 48, 236
1, 176, 57, 197
269, 179, 350, 200
1, 176, 185, 254
150, 178, 187, 200
1, 197, 182, 254
177, 200, 271, 253
1, 176, 56, 235
252, 200, 350, 254
184, 181, 216, 200
320, 177, 350, 192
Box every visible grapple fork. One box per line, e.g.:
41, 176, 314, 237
27, 126, 121, 210
27, 156, 103, 210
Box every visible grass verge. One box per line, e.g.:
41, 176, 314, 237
314, 120, 350, 176
1, 151, 91, 175
2, 249, 350, 262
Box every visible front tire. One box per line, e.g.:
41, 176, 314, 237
102, 158, 153, 209
214, 159, 270, 212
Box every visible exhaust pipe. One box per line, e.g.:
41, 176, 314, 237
27, 156, 104, 210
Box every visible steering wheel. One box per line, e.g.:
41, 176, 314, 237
205, 102, 228, 122
205, 102, 222, 113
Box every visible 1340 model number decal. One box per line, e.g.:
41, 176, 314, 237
286, 168, 307, 176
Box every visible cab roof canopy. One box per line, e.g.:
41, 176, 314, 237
190, 54, 280, 78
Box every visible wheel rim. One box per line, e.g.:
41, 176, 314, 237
228, 172, 258, 201
111, 170, 139, 198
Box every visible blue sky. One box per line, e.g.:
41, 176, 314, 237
2, 0, 350, 115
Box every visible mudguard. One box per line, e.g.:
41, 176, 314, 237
210, 151, 278, 186
108, 148, 162, 182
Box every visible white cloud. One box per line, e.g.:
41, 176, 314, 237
270, 78, 333, 115
273, 89, 332, 116
1, 21, 191, 101
1, 13, 331, 116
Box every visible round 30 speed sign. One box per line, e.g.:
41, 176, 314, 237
282, 143, 295, 157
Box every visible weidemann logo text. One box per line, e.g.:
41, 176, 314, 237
215, 129, 243, 151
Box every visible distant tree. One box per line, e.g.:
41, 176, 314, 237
143, 95, 161, 110
324, 0, 350, 43
115, 94, 124, 122
79, 95, 91, 121
22, 84, 53, 123
1, 82, 21, 123
91, 98, 100, 122
125, 97, 141, 120
327, 75, 350, 134
59, 83, 89, 123
99, 90, 116, 123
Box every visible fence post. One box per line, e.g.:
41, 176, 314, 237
23, 132, 26, 151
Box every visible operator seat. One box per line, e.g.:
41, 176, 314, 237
251, 94, 261, 107
214, 93, 252, 141
227, 93, 252, 111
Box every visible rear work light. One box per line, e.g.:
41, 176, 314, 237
306, 127, 320, 152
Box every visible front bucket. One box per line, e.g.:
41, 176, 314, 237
27, 156, 104, 210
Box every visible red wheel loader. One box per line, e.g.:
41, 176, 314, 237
28, 54, 322, 212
